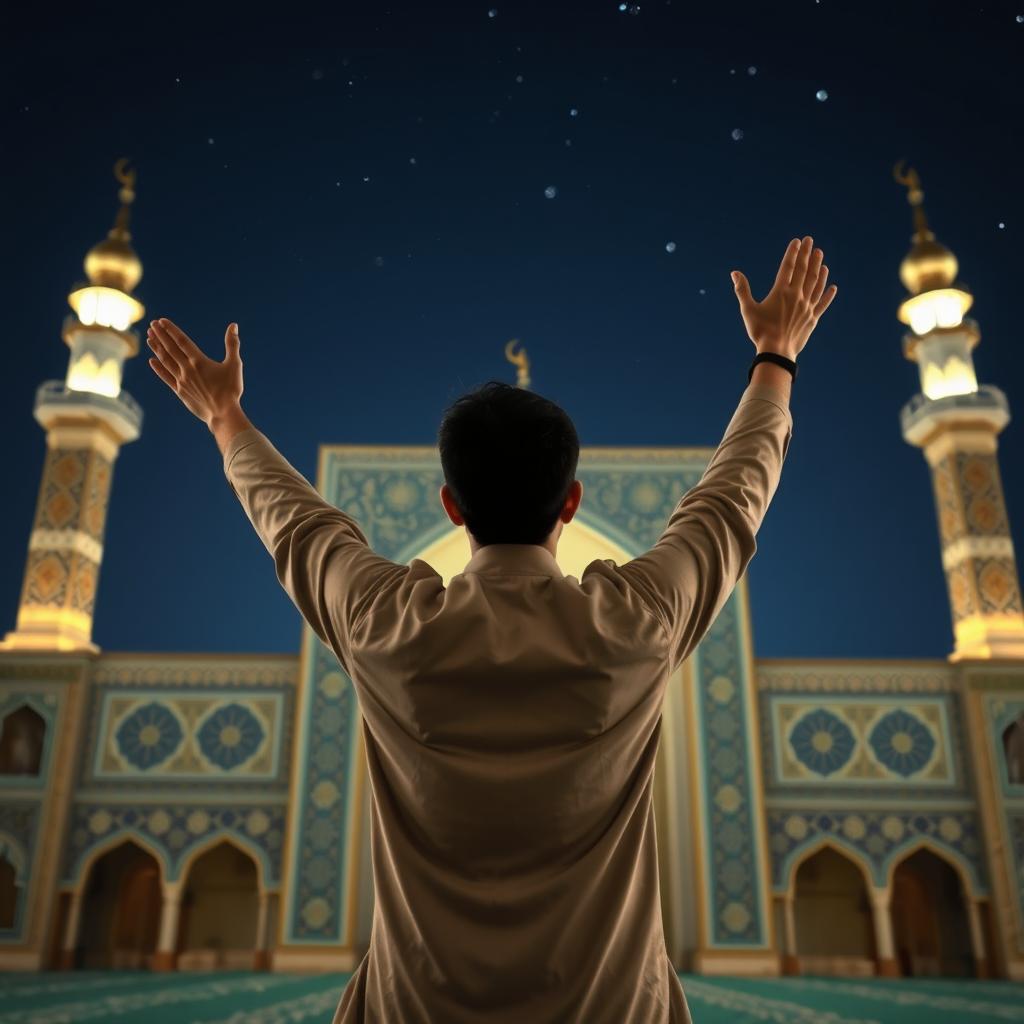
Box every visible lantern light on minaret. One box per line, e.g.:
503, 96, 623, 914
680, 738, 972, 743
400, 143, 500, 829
894, 161, 1024, 663
62, 157, 146, 399
894, 160, 979, 401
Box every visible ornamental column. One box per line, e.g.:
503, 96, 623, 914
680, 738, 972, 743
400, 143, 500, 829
253, 891, 272, 971
780, 894, 800, 975
58, 889, 84, 969
153, 882, 182, 971
965, 896, 989, 978
870, 888, 899, 977
1, 159, 145, 655
893, 162, 1024, 662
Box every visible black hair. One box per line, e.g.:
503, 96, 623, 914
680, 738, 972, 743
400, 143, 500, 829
437, 380, 580, 546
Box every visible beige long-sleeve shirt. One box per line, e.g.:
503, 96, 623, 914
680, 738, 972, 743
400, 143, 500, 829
223, 378, 793, 1024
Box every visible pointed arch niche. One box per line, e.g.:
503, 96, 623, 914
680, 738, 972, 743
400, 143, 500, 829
349, 519, 700, 967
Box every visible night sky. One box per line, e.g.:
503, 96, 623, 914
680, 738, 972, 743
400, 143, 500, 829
4, 2, 1023, 660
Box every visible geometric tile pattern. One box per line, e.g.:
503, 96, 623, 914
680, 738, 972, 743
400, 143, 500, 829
286, 641, 360, 942
768, 698, 951, 785
757, 667, 973, 801
93, 691, 284, 779
788, 708, 856, 776
16, 444, 112, 621
868, 708, 936, 778
691, 596, 768, 947
74, 665, 297, 806
766, 807, 988, 893
930, 449, 1023, 623
114, 701, 184, 771
61, 801, 287, 886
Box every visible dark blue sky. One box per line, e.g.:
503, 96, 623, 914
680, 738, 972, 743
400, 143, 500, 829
4, 2, 1022, 659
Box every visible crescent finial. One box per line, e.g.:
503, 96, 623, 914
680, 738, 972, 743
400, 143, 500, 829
504, 339, 531, 389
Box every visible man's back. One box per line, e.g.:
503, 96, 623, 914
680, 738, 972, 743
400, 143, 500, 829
337, 541, 682, 1022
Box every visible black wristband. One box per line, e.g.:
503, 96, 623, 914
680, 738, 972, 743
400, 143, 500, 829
748, 351, 798, 383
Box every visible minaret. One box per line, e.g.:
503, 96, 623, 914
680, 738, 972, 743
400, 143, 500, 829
894, 161, 1024, 661
1, 159, 145, 654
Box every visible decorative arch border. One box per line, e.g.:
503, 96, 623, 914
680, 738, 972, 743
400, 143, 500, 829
772, 825, 986, 895
882, 834, 984, 900
171, 829, 272, 891
778, 835, 875, 897
64, 828, 169, 894
991, 699, 1024, 797
0, 692, 58, 789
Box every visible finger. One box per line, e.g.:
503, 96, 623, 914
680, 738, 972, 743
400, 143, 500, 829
809, 264, 829, 305
802, 247, 824, 299
157, 318, 206, 362
774, 239, 801, 290
224, 322, 241, 361
789, 235, 813, 286
148, 322, 189, 370
148, 356, 178, 391
146, 331, 183, 375
731, 270, 754, 310
813, 283, 838, 318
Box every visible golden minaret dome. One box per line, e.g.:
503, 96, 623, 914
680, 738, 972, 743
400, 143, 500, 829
83, 157, 143, 293
893, 160, 960, 295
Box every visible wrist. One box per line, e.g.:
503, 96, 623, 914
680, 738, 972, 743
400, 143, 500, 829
208, 402, 247, 428
755, 344, 798, 361
750, 359, 794, 395
208, 404, 253, 457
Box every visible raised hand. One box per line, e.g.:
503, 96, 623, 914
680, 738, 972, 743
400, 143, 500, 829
147, 319, 245, 427
731, 236, 838, 359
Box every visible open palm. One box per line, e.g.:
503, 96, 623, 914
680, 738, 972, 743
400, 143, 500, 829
731, 236, 838, 358
147, 318, 245, 427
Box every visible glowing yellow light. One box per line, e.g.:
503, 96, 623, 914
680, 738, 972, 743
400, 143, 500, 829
920, 354, 977, 400
68, 285, 144, 331
66, 351, 122, 397
898, 288, 972, 335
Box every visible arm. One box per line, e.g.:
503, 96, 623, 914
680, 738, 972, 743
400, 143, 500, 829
145, 318, 405, 672
220, 423, 406, 670
617, 375, 793, 672
618, 236, 837, 671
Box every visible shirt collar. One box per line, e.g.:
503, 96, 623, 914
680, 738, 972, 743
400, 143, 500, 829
462, 543, 564, 577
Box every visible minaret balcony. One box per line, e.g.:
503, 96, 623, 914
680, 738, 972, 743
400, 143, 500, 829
33, 379, 144, 443
900, 384, 1010, 447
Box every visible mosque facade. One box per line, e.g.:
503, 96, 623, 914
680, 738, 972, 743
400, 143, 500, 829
1, 162, 1023, 982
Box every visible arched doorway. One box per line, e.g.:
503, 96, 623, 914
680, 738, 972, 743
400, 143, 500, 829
177, 840, 260, 970
0, 705, 46, 775
793, 846, 875, 975
78, 840, 162, 968
891, 848, 974, 977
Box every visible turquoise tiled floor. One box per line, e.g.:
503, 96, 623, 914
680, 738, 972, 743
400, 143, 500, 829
0, 971, 1022, 1022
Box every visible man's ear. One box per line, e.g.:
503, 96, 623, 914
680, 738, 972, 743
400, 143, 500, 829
561, 480, 583, 523
440, 483, 465, 527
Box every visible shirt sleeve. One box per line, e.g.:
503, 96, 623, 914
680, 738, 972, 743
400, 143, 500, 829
615, 380, 794, 673
222, 426, 408, 674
